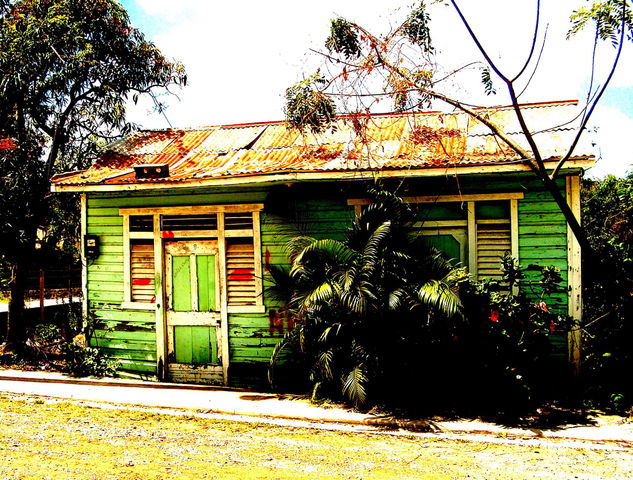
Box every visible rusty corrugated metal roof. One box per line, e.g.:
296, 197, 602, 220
51, 100, 594, 189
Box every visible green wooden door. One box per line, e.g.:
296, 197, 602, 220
165, 241, 222, 372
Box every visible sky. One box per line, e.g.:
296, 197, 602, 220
118, 0, 633, 178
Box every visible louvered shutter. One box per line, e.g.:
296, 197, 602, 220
131, 242, 155, 302
476, 223, 511, 280
226, 241, 257, 307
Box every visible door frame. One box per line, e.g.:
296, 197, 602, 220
164, 239, 227, 384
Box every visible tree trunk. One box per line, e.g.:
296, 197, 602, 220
5, 259, 28, 346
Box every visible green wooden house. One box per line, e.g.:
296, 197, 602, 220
51, 100, 592, 386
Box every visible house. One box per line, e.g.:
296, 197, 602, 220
51, 100, 593, 386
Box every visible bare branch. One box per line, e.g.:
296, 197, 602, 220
551, 0, 627, 180
511, 0, 542, 82
516, 24, 549, 99
449, 0, 510, 83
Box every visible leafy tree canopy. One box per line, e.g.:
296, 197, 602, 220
0, 0, 186, 343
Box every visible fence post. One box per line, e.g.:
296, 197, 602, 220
39, 269, 45, 325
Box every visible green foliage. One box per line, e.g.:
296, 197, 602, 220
453, 255, 569, 412
581, 174, 633, 411
64, 342, 118, 377
33, 323, 62, 344
325, 18, 361, 59
269, 188, 464, 409
269, 187, 567, 414
480, 66, 496, 96
568, 0, 633, 45
284, 73, 336, 134
402, 1, 433, 53
0, 0, 185, 343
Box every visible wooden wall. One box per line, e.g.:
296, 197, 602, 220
84, 174, 573, 384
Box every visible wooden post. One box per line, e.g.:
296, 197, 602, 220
80, 194, 88, 330
566, 175, 583, 376
217, 212, 230, 386
39, 269, 45, 325
154, 213, 167, 380
467, 202, 477, 278
510, 199, 520, 295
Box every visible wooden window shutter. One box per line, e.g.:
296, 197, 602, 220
131, 241, 155, 302
476, 223, 511, 280
226, 239, 256, 307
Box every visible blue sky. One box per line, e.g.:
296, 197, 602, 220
118, 0, 633, 178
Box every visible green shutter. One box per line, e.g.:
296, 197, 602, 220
197, 255, 216, 311
172, 256, 191, 312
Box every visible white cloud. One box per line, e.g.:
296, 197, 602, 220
586, 106, 633, 178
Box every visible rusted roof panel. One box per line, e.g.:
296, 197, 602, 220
52, 101, 594, 188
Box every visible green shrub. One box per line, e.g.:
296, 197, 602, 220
33, 323, 62, 344
581, 174, 633, 412
63, 341, 118, 377
269, 189, 567, 414
450, 255, 569, 413
268, 189, 463, 410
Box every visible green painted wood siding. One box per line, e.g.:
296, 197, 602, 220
84, 175, 573, 382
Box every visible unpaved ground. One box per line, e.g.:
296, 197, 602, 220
0, 393, 631, 480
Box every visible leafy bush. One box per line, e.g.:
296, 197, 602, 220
64, 336, 118, 377
33, 323, 62, 344
269, 189, 568, 414
451, 255, 569, 413
269, 189, 463, 409
581, 174, 633, 412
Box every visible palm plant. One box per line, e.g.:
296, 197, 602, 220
268, 189, 464, 409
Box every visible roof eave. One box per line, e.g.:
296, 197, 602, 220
51, 157, 595, 193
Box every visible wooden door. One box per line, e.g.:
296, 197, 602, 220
165, 240, 224, 384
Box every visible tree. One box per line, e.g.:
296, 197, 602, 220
284, 0, 633, 255
268, 189, 463, 408
0, 0, 186, 346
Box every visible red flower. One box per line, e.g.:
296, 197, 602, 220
490, 310, 499, 322
549, 319, 556, 333
0, 137, 17, 151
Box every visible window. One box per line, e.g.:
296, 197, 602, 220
130, 241, 155, 302
349, 194, 520, 282
120, 205, 263, 312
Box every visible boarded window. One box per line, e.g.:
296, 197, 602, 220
225, 212, 253, 231
131, 241, 155, 302
161, 214, 217, 231
226, 239, 256, 307
130, 215, 153, 232
476, 223, 511, 280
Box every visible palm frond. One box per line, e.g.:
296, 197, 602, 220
342, 365, 368, 408
286, 235, 317, 262
316, 348, 336, 380
388, 287, 409, 311
417, 279, 463, 318
298, 281, 340, 314
341, 288, 368, 315
319, 323, 343, 343
290, 238, 356, 277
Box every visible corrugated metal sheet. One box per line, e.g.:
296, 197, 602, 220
52, 101, 594, 187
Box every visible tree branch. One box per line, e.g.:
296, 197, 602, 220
550, 0, 627, 180
511, 0, 541, 82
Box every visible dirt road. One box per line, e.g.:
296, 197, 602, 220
0, 393, 631, 479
